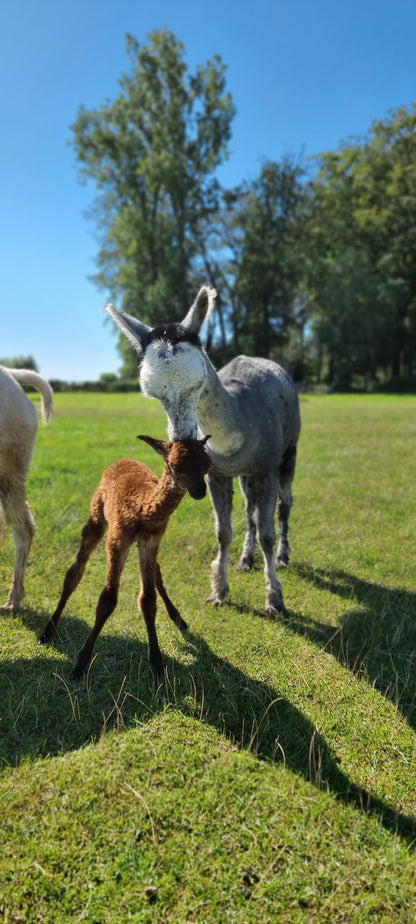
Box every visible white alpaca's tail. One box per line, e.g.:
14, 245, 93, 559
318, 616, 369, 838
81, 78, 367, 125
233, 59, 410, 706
6, 368, 54, 423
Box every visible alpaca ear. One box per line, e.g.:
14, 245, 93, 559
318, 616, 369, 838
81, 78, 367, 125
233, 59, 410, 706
181, 286, 216, 335
137, 434, 171, 458
105, 303, 151, 356
200, 434, 211, 445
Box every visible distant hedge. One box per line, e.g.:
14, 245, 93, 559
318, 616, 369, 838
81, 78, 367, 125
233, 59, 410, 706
49, 379, 139, 393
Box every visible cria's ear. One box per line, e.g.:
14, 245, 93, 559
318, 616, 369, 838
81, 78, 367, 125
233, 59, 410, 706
181, 285, 216, 335
137, 434, 171, 459
105, 303, 151, 356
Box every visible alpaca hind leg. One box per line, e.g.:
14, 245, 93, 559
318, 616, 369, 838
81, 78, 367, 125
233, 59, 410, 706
206, 473, 233, 606
0, 483, 35, 612
154, 559, 188, 630
276, 495, 292, 568
277, 445, 297, 568
254, 475, 287, 616
40, 516, 106, 643
237, 476, 256, 571
72, 537, 129, 680
138, 546, 164, 678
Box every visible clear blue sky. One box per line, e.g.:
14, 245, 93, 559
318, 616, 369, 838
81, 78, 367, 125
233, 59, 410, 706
2, 0, 414, 381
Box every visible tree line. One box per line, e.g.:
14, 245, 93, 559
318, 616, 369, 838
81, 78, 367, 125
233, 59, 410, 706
53, 32, 416, 390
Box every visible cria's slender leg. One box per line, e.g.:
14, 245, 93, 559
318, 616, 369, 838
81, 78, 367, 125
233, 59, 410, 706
206, 472, 234, 606
154, 559, 188, 630
71, 535, 130, 680
237, 476, 256, 571
39, 516, 105, 644
138, 545, 164, 678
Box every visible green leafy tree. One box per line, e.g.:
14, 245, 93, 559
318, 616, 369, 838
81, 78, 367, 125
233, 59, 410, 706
193, 160, 308, 372
353, 106, 416, 378
234, 159, 306, 360
193, 186, 247, 363
307, 105, 416, 387
0, 355, 39, 371
71, 30, 235, 376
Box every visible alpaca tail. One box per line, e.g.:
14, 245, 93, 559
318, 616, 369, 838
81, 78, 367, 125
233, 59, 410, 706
6, 368, 54, 423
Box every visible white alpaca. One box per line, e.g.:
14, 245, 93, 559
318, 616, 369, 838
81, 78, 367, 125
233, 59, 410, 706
0, 366, 54, 611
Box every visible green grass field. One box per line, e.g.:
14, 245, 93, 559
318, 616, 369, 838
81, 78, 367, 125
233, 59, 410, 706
1, 392, 415, 922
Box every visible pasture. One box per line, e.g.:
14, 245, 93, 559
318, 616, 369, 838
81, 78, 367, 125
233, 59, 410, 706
0, 391, 415, 922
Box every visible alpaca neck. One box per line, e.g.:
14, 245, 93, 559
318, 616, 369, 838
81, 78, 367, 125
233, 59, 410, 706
153, 468, 186, 518
197, 355, 244, 455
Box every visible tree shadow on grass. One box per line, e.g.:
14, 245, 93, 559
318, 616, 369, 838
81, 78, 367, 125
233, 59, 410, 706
289, 563, 416, 731
0, 606, 415, 847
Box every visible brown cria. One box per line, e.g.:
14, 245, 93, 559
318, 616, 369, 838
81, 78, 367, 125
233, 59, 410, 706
39, 435, 211, 681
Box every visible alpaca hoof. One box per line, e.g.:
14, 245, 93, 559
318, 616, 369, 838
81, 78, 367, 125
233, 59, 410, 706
266, 606, 287, 618
149, 648, 165, 680
172, 607, 188, 631
39, 624, 54, 645
0, 600, 20, 613
207, 587, 228, 607
71, 662, 87, 681
276, 555, 289, 569
237, 555, 254, 572
152, 665, 165, 684
266, 595, 288, 617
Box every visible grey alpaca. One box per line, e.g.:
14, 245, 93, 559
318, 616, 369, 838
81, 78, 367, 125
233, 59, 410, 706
106, 286, 301, 614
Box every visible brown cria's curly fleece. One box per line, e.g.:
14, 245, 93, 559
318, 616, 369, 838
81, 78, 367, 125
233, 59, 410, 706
40, 435, 211, 681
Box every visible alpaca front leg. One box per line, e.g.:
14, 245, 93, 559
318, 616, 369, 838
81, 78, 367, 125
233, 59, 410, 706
206, 473, 233, 606
71, 585, 119, 679
71, 534, 128, 679
138, 547, 164, 678
39, 516, 105, 644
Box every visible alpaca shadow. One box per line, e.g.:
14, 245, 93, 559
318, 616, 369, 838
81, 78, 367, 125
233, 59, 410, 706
180, 630, 416, 845
289, 563, 416, 731
0, 607, 415, 846
0, 607, 157, 765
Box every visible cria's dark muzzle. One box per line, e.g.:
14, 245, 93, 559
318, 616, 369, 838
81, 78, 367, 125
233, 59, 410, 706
189, 482, 207, 500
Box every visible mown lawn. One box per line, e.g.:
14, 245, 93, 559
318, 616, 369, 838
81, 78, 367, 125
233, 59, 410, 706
0, 392, 415, 922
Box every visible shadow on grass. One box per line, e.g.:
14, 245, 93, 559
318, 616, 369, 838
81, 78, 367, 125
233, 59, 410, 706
0, 604, 415, 847
289, 564, 416, 730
